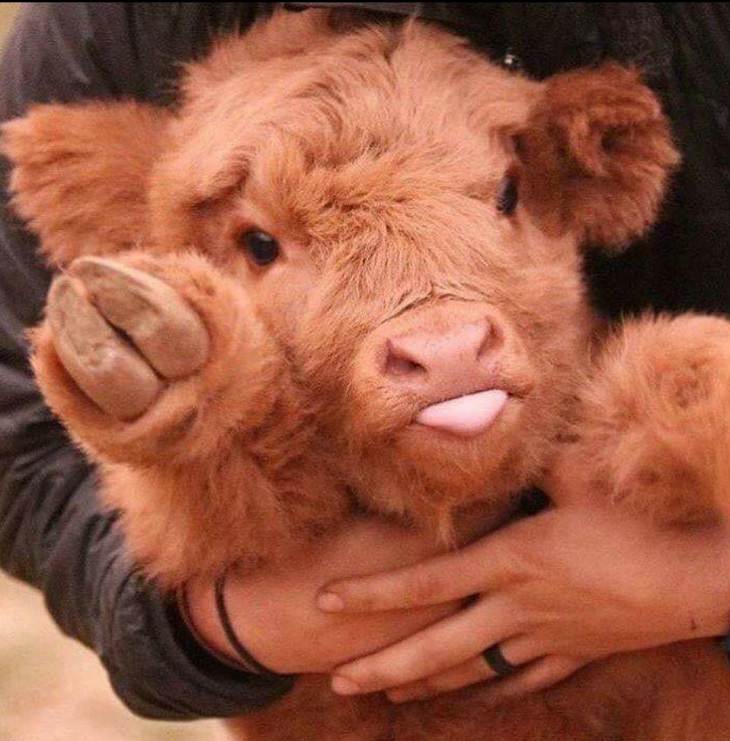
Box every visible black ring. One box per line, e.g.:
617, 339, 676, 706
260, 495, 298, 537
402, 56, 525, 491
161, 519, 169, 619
482, 643, 518, 677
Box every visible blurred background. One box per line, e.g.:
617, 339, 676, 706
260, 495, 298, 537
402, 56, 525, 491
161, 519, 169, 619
0, 4, 220, 739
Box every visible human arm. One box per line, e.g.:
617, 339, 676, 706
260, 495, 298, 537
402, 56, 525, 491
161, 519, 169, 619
0, 2, 298, 719
184, 517, 460, 676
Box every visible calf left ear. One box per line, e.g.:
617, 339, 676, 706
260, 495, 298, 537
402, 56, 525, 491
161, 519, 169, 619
516, 63, 680, 250
2, 102, 170, 266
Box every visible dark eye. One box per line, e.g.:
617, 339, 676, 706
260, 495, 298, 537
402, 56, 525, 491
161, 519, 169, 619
496, 175, 519, 216
240, 230, 280, 265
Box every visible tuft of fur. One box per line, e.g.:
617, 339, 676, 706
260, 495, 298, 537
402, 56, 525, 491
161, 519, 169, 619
1, 102, 169, 264
553, 314, 730, 528
517, 63, 680, 249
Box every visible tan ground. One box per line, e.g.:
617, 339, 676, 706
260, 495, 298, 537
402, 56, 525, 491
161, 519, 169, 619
0, 4, 18, 41
0, 572, 223, 741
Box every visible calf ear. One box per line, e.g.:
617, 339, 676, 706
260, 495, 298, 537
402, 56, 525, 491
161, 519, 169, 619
1, 102, 170, 266
516, 63, 680, 250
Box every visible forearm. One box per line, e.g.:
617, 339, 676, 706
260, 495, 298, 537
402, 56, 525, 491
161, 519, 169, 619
184, 518, 460, 676
0, 428, 294, 718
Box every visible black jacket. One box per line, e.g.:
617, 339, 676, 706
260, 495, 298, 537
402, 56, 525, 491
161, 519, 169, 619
1, 2, 729, 721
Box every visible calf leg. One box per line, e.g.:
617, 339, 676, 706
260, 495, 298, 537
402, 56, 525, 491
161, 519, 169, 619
32, 251, 346, 584
553, 313, 730, 527
32, 250, 284, 467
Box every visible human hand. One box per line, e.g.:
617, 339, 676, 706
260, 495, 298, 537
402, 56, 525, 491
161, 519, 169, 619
183, 518, 460, 675
317, 505, 730, 702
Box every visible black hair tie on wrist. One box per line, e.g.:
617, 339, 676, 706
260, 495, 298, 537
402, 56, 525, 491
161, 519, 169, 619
215, 571, 274, 675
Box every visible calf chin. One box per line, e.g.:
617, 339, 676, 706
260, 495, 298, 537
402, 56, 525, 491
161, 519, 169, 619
342, 298, 578, 525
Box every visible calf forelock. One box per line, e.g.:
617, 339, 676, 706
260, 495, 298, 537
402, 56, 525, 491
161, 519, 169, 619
174, 17, 539, 220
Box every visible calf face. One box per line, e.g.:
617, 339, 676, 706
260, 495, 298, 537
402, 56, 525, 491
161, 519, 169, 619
2, 9, 678, 533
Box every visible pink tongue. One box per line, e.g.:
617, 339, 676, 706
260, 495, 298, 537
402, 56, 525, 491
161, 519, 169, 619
416, 389, 508, 438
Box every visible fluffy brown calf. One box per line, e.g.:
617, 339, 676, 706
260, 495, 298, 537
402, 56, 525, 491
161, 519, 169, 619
5, 8, 730, 740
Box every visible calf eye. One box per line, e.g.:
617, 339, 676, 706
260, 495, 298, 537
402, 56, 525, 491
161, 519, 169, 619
240, 230, 280, 265
496, 175, 519, 216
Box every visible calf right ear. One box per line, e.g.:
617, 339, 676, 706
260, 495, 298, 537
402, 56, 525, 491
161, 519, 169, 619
1, 101, 171, 266
516, 63, 680, 251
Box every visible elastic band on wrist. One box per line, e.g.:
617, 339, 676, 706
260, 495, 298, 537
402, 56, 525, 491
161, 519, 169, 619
177, 580, 273, 675
214, 571, 274, 675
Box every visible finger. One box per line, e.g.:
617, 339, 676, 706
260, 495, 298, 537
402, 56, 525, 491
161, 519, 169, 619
386, 636, 540, 703
331, 598, 515, 694
478, 655, 584, 705
319, 538, 510, 613
71, 257, 209, 379
48, 276, 162, 420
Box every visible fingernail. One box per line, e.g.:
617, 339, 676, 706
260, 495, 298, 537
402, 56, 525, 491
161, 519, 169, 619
317, 592, 344, 612
331, 676, 361, 695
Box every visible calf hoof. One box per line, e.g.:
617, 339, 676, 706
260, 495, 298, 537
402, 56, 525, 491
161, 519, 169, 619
47, 257, 209, 420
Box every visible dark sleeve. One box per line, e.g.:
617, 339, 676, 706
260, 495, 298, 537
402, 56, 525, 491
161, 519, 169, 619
0, 2, 294, 720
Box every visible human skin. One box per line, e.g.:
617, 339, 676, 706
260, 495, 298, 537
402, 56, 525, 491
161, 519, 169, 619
319, 503, 730, 702
187, 503, 730, 701
185, 517, 461, 675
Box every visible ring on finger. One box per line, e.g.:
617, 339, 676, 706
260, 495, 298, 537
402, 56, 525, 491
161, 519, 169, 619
482, 642, 519, 677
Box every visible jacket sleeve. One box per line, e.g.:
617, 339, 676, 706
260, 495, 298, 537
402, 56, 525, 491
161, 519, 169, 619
0, 2, 294, 720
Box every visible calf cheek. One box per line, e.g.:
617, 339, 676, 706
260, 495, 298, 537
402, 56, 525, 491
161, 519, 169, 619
293, 299, 382, 439
246, 264, 318, 351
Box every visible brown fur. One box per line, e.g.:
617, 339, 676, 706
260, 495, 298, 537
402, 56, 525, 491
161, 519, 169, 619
4, 9, 730, 740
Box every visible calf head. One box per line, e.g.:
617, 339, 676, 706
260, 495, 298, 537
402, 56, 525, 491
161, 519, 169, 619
3, 9, 678, 531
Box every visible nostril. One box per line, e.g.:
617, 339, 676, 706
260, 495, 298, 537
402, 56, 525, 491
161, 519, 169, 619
475, 318, 501, 360
387, 355, 425, 376
385, 339, 427, 377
